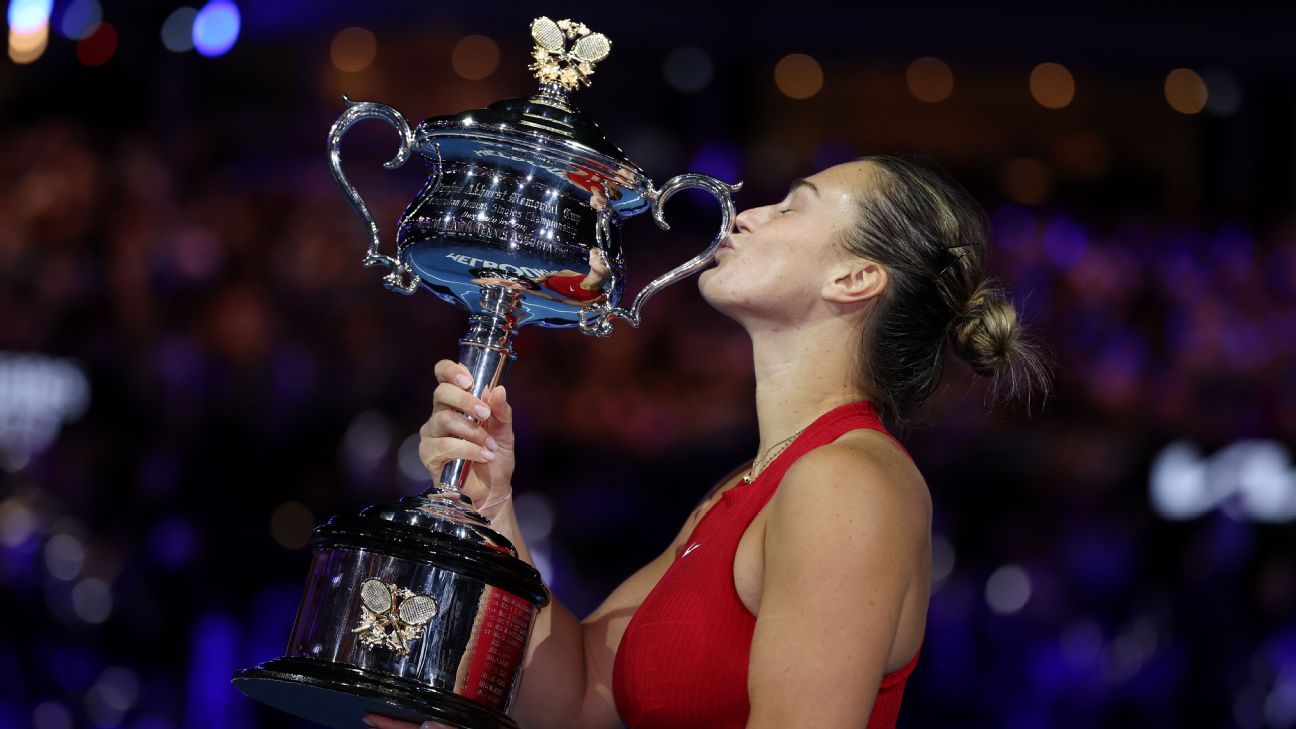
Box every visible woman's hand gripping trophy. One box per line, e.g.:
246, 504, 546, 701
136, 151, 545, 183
418, 359, 516, 519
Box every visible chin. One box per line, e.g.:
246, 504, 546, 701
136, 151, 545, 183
697, 267, 720, 299
697, 269, 740, 318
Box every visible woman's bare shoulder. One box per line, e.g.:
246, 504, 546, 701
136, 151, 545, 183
771, 433, 931, 546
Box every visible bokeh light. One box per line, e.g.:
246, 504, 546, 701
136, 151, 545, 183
270, 501, 314, 550
662, 45, 714, 93
7, 0, 52, 64
451, 34, 499, 81
1042, 215, 1088, 268
32, 701, 73, 729
985, 564, 1032, 614
8, 20, 48, 64
330, 26, 377, 73
1165, 68, 1208, 114
75, 20, 117, 66
44, 533, 86, 580
7, 0, 52, 33
1029, 62, 1075, 108
774, 53, 823, 99
906, 57, 954, 103
398, 433, 432, 481
514, 492, 555, 541
71, 577, 113, 624
0, 353, 91, 471
1, 498, 37, 547
999, 157, 1053, 204
193, 1, 240, 58
343, 410, 392, 473
1151, 440, 1296, 522
86, 666, 140, 726
161, 7, 198, 53
57, 0, 101, 40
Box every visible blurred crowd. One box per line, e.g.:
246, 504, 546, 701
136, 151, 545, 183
2, 44, 1296, 729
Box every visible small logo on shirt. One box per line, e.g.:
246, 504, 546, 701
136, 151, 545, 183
681, 543, 701, 558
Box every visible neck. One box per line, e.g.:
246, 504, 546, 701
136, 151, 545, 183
748, 315, 865, 459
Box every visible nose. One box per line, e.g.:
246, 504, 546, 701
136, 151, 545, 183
734, 206, 758, 233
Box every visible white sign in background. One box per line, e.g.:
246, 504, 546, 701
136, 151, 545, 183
0, 352, 90, 471
1150, 439, 1296, 522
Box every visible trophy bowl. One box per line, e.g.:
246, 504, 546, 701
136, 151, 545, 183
232, 16, 740, 729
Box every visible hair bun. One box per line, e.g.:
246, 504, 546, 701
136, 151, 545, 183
949, 281, 1051, 407
951, 282, 1022, 378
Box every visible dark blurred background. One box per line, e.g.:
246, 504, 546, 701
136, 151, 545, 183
3, 1, 1296, 728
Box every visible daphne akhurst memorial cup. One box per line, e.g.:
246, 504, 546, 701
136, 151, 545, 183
231, 16, 741, 729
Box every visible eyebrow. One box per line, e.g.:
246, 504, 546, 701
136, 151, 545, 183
789, 177, 820, 197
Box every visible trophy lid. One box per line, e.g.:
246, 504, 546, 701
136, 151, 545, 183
414, 17, 648, 190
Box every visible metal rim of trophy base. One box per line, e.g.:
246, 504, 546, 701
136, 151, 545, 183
316, 508, 549, 607
233, 656, 519, 729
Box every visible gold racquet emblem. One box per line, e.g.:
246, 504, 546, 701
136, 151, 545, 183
528, 17, 611, 91
351, 578, 438, 655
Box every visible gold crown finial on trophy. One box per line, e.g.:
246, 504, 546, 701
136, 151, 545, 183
528, 17, 611, 91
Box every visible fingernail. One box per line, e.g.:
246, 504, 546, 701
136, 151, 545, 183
481, 449, 496, 461
456, 374, 472, 388
485, 437, 499, 451
473, 404, 491, 420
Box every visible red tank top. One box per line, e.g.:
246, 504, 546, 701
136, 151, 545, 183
612, 401, 921, 729
543, 273, 602, 302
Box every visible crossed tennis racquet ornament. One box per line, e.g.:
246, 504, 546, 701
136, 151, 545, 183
352, 579, 439, 655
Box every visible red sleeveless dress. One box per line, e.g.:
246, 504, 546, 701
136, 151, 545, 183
612, 401, 921, 729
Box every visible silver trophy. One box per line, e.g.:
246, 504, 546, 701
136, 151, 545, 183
232, 17, 740, 729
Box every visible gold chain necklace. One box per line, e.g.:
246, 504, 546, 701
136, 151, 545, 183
741, 423, 812, 484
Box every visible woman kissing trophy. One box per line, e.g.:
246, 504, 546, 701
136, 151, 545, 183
232, 16, 741, 729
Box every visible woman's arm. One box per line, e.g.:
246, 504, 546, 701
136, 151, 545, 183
745, 436, 931, 729
507, 526, 675, 729
513, 458, 750, 729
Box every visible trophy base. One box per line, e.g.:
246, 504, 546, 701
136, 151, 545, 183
233, 657, 518, 729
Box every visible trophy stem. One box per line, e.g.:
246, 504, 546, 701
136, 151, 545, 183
434, 285, 523, 496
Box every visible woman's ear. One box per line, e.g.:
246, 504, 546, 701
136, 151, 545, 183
823, 259, 887, 304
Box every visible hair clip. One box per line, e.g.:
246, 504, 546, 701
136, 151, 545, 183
937, 245, 970, 277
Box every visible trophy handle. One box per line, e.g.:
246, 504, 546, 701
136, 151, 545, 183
327, 95, 421, 295
579, 173, 742, 336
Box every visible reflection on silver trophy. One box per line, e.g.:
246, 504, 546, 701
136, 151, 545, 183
232, 16, 740, 729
